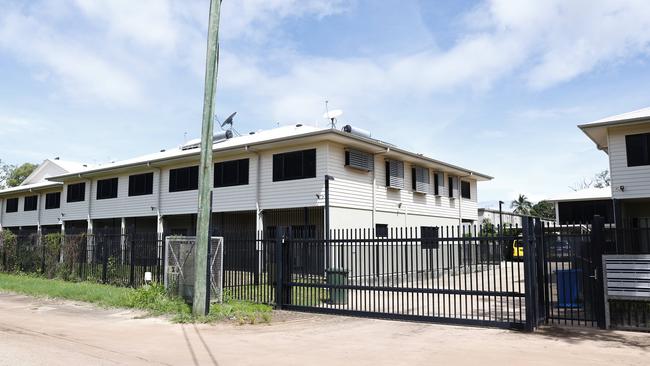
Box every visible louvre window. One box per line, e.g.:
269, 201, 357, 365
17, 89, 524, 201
411, 166, 430, 193
24, 195, 37, 211
45, 192, 61, 209
626, 133, 650, 167
461, 180, 471, 199
67, 182, 86, 202
214, 159, 249, 187
128, 172, 153, 196
448, 176, 459, 198
376, 223, 388, 238
345, 149, 374, 171
433, 172, 444, 196
5, 198, 18, 213
169, 166, 199, 192
385, 160, 404, 189
273, 149, 316, 182
96, 178, 118, 200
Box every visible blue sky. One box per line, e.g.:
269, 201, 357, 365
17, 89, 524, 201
1, 0, 650, 206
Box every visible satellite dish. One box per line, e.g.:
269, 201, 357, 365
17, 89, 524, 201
220, 112, 237, 128
323, 109, 343, 120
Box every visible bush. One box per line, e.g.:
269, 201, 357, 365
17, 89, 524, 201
43, 233, 62, 278
125, 283, 190, 315
1, 231, 18, 272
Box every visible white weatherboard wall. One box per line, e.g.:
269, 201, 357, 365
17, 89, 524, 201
326, 142, 479, 227
61, 179, 91, 221
91, 171, 159, 219
609, 124, 650, 200
1, 196, 38, 227
39, 189, 63, 226
258, 143, 326, 210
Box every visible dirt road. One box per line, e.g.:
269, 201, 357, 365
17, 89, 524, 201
0, 292, 648, 366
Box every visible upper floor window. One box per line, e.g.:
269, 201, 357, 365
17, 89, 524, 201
433, 172, 444, 196
214, 159, 249, 187
96, 178, 118, 200
626, 133, 650, 167
45, 192, 61, 209
448, 176, 459, 198
5, 198, 18, 213
67, 182, 86, 203
345, 149, 374, 171
461, 180, 471, 199
128, 172, 153, 196
169, 166, 198, 192
273, 149, 316, 182
24, 195, 37, 211
385, 159, 405, 189
412, 166, 429, 193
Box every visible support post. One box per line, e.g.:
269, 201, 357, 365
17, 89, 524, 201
193, 0, 221, 317
591, 215, 607, 329
522, 217, 539, 332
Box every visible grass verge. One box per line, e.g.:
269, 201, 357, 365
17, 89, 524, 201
0, 272, 272, 324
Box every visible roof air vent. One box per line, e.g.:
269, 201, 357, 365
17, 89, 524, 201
343, 125, 371, 138
296, 124, 303, 127
54, 157, 60, 160
249, 132, 255, 135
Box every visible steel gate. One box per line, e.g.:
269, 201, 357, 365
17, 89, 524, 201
272, 225, 531, 330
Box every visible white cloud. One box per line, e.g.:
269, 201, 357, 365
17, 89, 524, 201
0, 9, 143, 106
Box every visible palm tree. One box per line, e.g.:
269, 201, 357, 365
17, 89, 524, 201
511, 194, 532, 215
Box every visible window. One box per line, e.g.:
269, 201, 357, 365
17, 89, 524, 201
448, 176, 458, 198
273, 149, 316, 182
67, 182, 86, 202
421, 226, 439, 249
376, 223, 388, 238
24, 195, 37, 211
433, 172, 444, 195
345, 149, 374, 171
385, 160, 405, 189
214, 159, 249, 187
96, 178, 118, 200
5, 198, 18, 213
45, 192, 61, 209
169, 166, 198, 192
412, 166, 430, 193
128, 172, 153, 196
461, 180, 471, 199
626, 133, 650, 167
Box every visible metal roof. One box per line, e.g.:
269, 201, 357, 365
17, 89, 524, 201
578, 107, 650, 151
545, 186, 612, 202
46, 124, 493, 181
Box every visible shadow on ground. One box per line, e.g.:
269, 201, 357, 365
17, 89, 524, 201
536, 326, 650, 349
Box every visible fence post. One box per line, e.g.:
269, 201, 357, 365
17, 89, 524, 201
101, 236, 108, 284
129, 234, 135, 287
274, 228, 284, 309
522, 217, 539, 332
591, 215, 607, 329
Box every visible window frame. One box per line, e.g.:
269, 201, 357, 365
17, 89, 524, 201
45, 192, 61, 209
169, 166, 199, 192
625, 133, 650, 167
5, 198, 18, 213
272, 149, 317, 182
461, 180, 471, 199
214, 158, 249, 188
23, 195, 38, 211
96, 177, 119, 200
66, 182, 86, 203
128, 172, 154, 197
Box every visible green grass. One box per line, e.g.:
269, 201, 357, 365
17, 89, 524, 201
0, 273, 272, 324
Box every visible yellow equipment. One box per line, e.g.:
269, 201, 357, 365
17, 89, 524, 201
512, 239, 524, 260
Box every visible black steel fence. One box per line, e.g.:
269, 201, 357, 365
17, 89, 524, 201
0, 231, 163, 287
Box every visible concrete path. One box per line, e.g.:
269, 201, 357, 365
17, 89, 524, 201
0, 292, 648, 366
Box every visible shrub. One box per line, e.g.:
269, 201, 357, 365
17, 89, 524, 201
1, 231, 18, 272
43, 233, 62, 278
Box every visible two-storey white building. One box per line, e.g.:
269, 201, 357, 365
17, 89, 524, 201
579, 108, 650, 227
0, 124, 491, 238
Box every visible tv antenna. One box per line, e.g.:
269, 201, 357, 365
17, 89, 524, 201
323, 101, 343, 129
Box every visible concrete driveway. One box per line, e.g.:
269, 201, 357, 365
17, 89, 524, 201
0, 292, 648, 366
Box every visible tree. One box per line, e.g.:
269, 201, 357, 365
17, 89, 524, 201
0, 159, 15, 189
5, 162, 38, 187
511, 194, 532, 215
570, 170, 610, 191
531, 200, 555, 219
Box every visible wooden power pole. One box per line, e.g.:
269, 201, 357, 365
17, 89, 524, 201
193, 0, 222, 316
